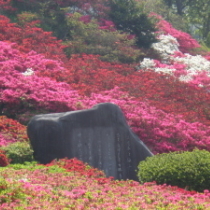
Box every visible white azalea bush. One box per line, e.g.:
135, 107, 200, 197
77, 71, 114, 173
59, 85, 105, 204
152, 34, 179, 61
138, 32, 210, 89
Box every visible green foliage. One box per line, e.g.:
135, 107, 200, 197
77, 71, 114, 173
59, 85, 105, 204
183, 0, 210, 43
17, 12, 40, 26
7, 0, 68, 39
163, 0, 187, 15
64, 13, 144, 63
45, 165, 67, 174
3, 0, 152, 60
196, 41, 210, 53
7, 161, 42, 170
162, 0, 210, 45
7, 162, 67, 174
1, 142, 34, 164
139, 0, 188, 33
0, 177, 27, 204
108, 0, 157, 48
137, 149, 210, 192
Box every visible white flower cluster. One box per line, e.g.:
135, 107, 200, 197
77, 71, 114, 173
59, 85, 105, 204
152, 34, 180, 61
171, 52, 210, 83
138, 33, 210, 87
154, 67, 176, 75
139, 58, 155, 69
22, 68, 34, 76
178, 74, 195, 82
173, 54, 210, 73
139, 58, 175, 75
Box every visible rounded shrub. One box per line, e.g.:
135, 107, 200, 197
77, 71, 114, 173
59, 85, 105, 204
137, 149, 210, 192
1, 141, 34, 164
0, 150, 10, 167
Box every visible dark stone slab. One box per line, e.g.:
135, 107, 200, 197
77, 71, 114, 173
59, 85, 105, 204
27, 103, 153, 181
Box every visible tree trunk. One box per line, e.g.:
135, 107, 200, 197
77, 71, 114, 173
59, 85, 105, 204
175, 0, 184, 15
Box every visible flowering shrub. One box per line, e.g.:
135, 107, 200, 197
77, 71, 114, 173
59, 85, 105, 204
0, 41, 65, 76
0, 116, 27, 147
2, 40, 210, 153
0, 15, 66, 61
84, 88, 210, 153
2, 3, 210, 208
139, 25, 210, 91
46, 158, 108, 180
0, 177, 27, 204
0, 150, 10, 167
151, 34, 180, 61
0, 41, 80, 119
152, 13, 200, 53
0, 0, 14, 12
1, 166, 210, 209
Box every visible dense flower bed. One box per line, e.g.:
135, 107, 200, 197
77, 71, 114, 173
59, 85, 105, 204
1, 160, 210, 209
1, 40, 210, 153
0, 116, 27, 147
0, 15, 66, 61
1, 8, 210, 208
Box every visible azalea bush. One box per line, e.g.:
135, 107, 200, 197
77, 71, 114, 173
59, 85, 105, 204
45, 158, 109, 181
0, 150, 10, 167
0, 177, 27, 204
152, 13, 200, 53
1, 4, 210, 207
0, 163, 210, 209
2, 40, 210, 154
0, 15, 66, 61
0, 116, 27, 147
138, 15, 210, 93
139, 34, 210, 90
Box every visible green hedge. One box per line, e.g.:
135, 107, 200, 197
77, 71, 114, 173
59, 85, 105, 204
137, 149, 210, 192
1, 142, 34, 164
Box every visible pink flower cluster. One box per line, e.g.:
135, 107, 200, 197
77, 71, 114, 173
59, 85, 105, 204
152, 13, 200, 53
1, 41, 210, 153
1, 165, 210, 209
0, 133, 16, 147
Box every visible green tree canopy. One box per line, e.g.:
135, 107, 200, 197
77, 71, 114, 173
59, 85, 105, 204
163, 0, 210, 46
107, 0, 157, 48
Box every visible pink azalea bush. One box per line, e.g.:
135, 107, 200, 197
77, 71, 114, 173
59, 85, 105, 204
1, 41, 210, 153
0, 133, 16, 147
0, 116, 27, 147
152, 13, 200, 53
1, 162, 210, 209
1, 10, 210, 208
139, 16, 210, 91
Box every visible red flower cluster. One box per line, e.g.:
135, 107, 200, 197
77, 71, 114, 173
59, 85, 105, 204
0, 116, 28, 145
0, 15, 66, 61
46, 158, 107, 179
0, 150, 10, 167
41, 53, 210, 126
0, 0, 14, 12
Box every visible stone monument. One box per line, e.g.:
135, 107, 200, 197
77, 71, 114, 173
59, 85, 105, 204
27, 103, 153, 181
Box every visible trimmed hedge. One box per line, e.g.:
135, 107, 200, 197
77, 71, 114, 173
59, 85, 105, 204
137, 149, 210, 192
